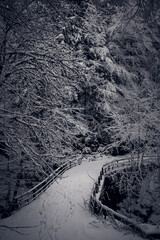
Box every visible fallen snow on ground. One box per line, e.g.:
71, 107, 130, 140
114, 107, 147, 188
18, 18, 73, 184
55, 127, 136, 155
0, 156, 143, 240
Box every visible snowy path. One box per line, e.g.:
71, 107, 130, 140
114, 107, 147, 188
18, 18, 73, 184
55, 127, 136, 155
0, 156, 143, 240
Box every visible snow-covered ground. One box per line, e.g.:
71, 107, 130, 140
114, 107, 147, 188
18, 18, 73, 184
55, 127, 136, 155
0, 156, 143, 240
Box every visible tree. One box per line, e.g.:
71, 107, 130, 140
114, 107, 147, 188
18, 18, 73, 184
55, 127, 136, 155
105, 79, 160, 159
0, 0, 86, 209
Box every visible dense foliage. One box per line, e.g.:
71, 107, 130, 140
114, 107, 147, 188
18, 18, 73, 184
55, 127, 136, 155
0, 0, 159, 216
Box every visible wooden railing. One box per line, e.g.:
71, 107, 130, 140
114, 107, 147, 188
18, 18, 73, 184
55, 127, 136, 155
90, 155, 160, 239
13, 156, 83, 209
102, 155, 157, 175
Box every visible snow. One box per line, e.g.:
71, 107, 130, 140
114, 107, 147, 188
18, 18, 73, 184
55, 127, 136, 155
0, 156, 143, 240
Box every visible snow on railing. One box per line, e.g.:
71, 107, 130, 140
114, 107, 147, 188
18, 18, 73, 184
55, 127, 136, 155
90, 155, 160, 239
102, 155, 157, 175
13, 157, 83, 209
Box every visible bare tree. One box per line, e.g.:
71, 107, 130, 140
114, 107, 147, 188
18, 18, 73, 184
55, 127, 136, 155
0, 0, 84, 210
105, 80, 160, 159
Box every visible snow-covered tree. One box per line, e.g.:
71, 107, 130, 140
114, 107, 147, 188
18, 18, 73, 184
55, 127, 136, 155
0, 0, 87, 208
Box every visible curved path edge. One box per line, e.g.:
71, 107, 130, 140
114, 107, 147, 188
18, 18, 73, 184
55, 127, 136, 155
0, 155, 144, 240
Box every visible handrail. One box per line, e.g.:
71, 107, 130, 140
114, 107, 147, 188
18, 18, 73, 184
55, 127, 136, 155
13, 156, 83, 209
101, 155, 157, 175
90, 155, 160, 239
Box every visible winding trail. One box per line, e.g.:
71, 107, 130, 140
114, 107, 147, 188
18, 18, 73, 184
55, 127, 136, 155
0, 156, 143, 240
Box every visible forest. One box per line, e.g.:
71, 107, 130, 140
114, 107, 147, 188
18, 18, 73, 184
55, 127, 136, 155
0, 0, 160, 230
